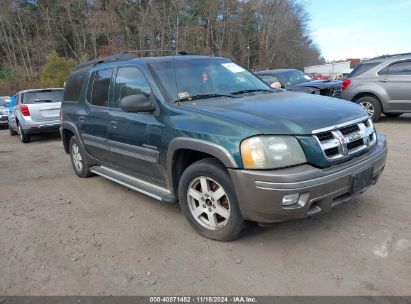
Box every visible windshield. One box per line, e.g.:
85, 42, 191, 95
150, 59, 271, 102
23, 90, 63, 104
277, 70, 312, 86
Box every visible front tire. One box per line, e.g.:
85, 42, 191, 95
178, 158, 247, 241
355, 96, 382, 121
69, 136, 91, 178
18, 124, 30, 143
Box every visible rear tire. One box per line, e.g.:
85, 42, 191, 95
178, 158, 248, 241
384, 113, 403, 118
355, 96, 382, 122
18, 124, 30, 143
9, 124, 17, 136
69, 136, 91, 178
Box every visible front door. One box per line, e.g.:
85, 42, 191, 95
107, 66, 166, 185
381, 60, 411, 111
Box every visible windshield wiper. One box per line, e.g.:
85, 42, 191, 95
175, 93, 236, 103
230, 89, 273, 95
34, 99, 53, 103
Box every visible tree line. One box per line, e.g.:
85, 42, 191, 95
0, 0, 323, 95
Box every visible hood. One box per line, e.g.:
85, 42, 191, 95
287, 79, 342, 90
180, 91, 366, 135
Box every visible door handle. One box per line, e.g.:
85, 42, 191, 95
379, 79, 388, 83
109, 120, 119, 128
79, 116, 86, 123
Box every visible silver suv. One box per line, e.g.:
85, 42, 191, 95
8, 88, 63, 143
341, 53, 411, 121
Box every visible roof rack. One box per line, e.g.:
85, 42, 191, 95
370, 52, 411, 60
75, 49, 183, 71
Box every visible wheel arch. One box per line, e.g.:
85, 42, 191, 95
167, 138, 238, 194
352, 92, 385, 111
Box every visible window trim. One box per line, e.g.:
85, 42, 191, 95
111, 65, 154, 110
85, 67, 115, 109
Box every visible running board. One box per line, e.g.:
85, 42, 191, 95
90, 166, 177, 203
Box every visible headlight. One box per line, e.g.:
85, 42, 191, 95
240, 136, 307, 169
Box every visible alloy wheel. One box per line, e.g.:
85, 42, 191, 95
71, 143, 83, 172
360, 101, 375, 116
187, 176, 230, 230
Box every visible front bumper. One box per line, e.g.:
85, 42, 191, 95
229, 134, 387, 223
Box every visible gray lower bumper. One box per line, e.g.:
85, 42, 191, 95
229, 135, 388, 223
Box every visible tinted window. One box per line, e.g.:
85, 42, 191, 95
89, 69, 113, 107
22, 90, 63, 104
113, 67, 151, 108
349, 62, 381, 77
63, 72, 86, 102
259, 75, 280, 84
274, 70, 312, 86
387, 60, 411, 75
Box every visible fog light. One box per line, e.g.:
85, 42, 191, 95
282, 193, 300, 206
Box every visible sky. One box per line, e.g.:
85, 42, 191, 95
304, 0, 411, 61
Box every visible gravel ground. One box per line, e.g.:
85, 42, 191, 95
0, 115, 410, 296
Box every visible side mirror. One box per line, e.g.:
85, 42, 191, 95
270, 81, 282, 89
120, 94, 156, 113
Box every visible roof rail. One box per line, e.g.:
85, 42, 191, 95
370, 52, 411, 60
75, 49, 179, 71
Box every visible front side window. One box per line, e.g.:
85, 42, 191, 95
89, 69, 113, 107
387, 60, 411, 76
150, 59, 270, 102
113, 67, 152, 108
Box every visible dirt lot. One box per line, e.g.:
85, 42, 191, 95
0, 115, 410, 296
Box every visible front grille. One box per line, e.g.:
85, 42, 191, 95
325, 147, 339, 157
347, 139, 364, 150
313, 117, 377, 161
340, 124, 359, 135
317, 132, 333, 142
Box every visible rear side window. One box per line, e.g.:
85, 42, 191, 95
349, 62, 381, 77
63, 72, 86, 102
88, 69, 113, 107
387, 60, 411, 75
113, 67, 152, 108
22, 90, 64, 104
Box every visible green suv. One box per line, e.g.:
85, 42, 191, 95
61, 53, 388, 241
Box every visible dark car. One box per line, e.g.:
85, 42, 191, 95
255, 69, 342, 97
60, 53, 387, 241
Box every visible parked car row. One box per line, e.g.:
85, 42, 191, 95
254, 52, 411, 121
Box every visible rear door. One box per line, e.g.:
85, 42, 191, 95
78, 68, 113, 162
380, 60, 411, 110
22, 89, 63, 122
107, 66, 166, 185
